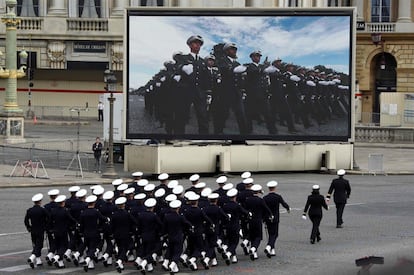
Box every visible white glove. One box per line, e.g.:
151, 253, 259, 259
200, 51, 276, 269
160, 76, 166, 82
264, 65, 279, 74
290, 75, 301, 82
217, 79, 221, 84
227, 214, 232, 219
302, 214, 307, 220
233, 65, 247, 73
155, 82, 161, 87
306, 80, 316, 87
182, 64, 194, 75
173, 75, 181, 82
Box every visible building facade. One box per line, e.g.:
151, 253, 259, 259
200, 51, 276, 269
0, 0, 413, 122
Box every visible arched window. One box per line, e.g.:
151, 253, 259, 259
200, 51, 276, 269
371, 0, 391, 22
17, 0, 39, 17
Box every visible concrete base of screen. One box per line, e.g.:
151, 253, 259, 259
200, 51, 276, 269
123, 142, 353, 174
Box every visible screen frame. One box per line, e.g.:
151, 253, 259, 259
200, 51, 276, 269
125, 7, 356, 143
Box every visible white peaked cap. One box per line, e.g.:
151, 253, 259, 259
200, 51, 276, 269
312, 185, 320, 190
55, 195, 66, 203
138, 179, 149, 187
115, 196, 127, 205
124, 187, 135, 195
167, 180, 179, 189
158, 173, 169, 180
144, 198, 157, 208
85, 195, 97, 203
337, 169, 346, 176
184, 191, 196, 199
241, 171, 251, 179
76, 189, 87, 198
223, 183, 234, 191
267, 181, 278, 188
169, 200, 182, 208
165, 194, 177, 202
103, 191, 114, 200
208, 193, 219, 200
134, 193, 146, 200
251, 184, 262, 192
226, 188, 238, 197
32, 193, 43, 202
117, 183, 128, 191
144, 183, 155, 192
68, 186, 80, 192
201, 187, 212, 197
195, 182, 206, 189
216, 176, 227, 184
132, 171, 143, 177
172, 185, 184, 195
48, 189, 60, 196
112, 178, 123, 186
189, 174, 200, 182
188, 193, 200, 201
243, 178, 254, 185
154, 188, 166, 198
93, 186, 105, 196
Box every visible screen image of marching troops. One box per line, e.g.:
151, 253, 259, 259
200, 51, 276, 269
127, 13, 352, 141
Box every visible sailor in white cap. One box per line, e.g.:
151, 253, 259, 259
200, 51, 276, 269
144, 183, 156, 197
92, 186, 105, 209
182, 192, 213, 271
163, 199, 192, 274
263, 181, 290, 257
112, 196, 135, 273
186, 174, 200, 193
43, 189, 60, 265
156, 173, 171, 197
129, 171, 144, 193
136, 198, 162, 273
70, 189, 88, 265
167, 179, 179, 190
111, 178, 123, 198
326, 169, 351, 228
244, 184, 273, 261
236, 171, 251, 192
25, 193, 48, 268
99, 191, 117, 267
303, 184, 328, 244
50, 194, 77, 269
79, 195, 108, 271
66, 186, 80, 209
221, 188, 249, 265
238, 177, 254, 255
214, 176, 227, 200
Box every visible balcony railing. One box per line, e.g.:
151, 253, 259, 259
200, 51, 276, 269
366, 22, 396, 32
17, 17, 43, 31
67, 18, 108, 32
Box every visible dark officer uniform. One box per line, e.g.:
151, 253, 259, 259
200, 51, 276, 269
303, 185, 328, 244
327, 169, 351, 228
263, 182, 290, 256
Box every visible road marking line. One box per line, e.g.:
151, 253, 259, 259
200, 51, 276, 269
0, 232, 28, 237
0, 250, 31, 258
0, 265, 30, 272
46, 267, 80, 274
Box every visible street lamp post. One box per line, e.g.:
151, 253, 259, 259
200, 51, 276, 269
102, 67, 118, 178
0, 0, 28, 143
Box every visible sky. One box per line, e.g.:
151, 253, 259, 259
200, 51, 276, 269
128, 14, 351, 89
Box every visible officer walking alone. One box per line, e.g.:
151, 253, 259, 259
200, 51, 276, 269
303, 185, 328, 244
326, 169, 351, 228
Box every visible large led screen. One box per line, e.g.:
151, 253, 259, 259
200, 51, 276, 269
126, 8, 354, 142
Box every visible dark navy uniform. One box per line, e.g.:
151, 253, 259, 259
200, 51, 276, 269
79, 207, 108, 260
136, 210, 163, 264
111, 208, 136, 262
304, 188, 328, 243
98, 200, 117, 260
24, 204, 49, 258
203, 202, 229, 260
327, 174, 351, 227
50, 206, 76, 260
222, 200, 248, 257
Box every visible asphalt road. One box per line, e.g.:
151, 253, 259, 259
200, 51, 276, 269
1, 173, 414, 275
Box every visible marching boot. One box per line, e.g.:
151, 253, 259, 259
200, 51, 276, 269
249, 247, 258, 261
107, 256, 113, 266
79, 256, 85, 265
264, 245, 272, 258
211, 258, 218, 266
270, 248, 276, 256
88, 260, 95, 270
134, 256, 143, 268
139, 259, 148, 274
36, 257, 43, 266
179, 254, 188, 267
202, 257, 210, 269
169, 261, 179, 274
241, 239, 249, 255
115, 259, 124, 273
216, 239, 223, 253
63, 249, 72, 262
231, 255, 238, 263
162, 259, 170, 271
52, 255, 60, 268
72, 251, 80, 266
188, 257, 198, 271
102, 253, 109, 267
57, 260, 65, 268
27, 254, 36, 268
225, 252, 231, 266
84, 257, 91, 272
46, 252, 54, 266
147, 263, 154, 272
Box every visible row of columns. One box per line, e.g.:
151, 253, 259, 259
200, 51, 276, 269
353, 0, 412, 23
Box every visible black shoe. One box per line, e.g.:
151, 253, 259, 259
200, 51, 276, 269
83, 265, 88, 272
310, 239, 315, 244
336, 225, 343, 228
316, 236, 321, 242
